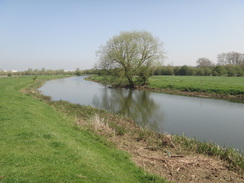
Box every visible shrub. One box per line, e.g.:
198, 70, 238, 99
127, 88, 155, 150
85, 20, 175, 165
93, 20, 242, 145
212, 66, 227, 76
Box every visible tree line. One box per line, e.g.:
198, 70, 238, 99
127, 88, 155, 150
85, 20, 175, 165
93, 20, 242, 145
154, 65, 244, 77
155, 51, 244, 77
91, 50, 244, 78
84, 64, 244, 77
0, 68, 75, 76
87, 52, 244, 77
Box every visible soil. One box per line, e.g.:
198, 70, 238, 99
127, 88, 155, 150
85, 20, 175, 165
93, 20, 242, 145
76, 118, 244, 183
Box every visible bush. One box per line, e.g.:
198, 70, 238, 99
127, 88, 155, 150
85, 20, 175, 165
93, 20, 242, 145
212, 66, 227, 76
226, 65, 237, 76
161, 66, 174, 75
196, 68, 204, 76
176, 65, 195, 76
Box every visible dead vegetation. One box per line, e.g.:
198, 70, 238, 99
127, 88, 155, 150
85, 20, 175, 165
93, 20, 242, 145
75, 114, 244, 183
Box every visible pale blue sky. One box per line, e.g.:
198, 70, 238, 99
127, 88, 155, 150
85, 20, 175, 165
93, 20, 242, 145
1, 0, 244, 71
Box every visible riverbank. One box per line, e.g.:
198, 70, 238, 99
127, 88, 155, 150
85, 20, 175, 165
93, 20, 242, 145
1, 76, 243, 182
88, 75, 244, 103
32, 76, 243, 182
48, 101, 244, 182
0, 76, 165, 183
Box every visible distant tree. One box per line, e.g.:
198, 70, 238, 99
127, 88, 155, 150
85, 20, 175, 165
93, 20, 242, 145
234, 66, 244, 76
196, 58, 214, 67
161, 66, 174, 75
203, 67, 212, 76
40, 68, 46, 75
26, 68, 33, 75
96, 30, 164, 87
212, 65, 227, 76
225, 65, 244, 77
176, 65, 195, 76
173, 66, 181, 75
217, 53, 227, 65
154, 66, 161, 75
196, 68, 204, 76
75, 68, 81, 76
217, 52, 244, 65
225, 65, 237, 76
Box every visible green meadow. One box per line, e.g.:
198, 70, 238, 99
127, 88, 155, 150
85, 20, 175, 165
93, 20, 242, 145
89, 75, 244, 102
149, 76, 244, 95
0, 76, 164, 183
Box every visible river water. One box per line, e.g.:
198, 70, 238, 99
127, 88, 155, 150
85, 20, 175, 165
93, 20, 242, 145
39, 76, 244, 151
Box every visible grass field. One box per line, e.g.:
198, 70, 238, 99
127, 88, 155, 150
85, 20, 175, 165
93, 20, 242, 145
149, 76, 244, 95
88, 75, 244, 102
0, 76, 164, 182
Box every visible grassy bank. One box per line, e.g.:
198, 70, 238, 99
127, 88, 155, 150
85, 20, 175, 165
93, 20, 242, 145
149, 76, 244, 94
0, 76, 165, 182
88, 75, 244, 102
2, 75, 243, 182
48, 101, 244, 170
31, 77, 243, 182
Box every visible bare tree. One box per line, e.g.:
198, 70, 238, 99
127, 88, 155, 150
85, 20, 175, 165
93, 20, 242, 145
96, 30, 164, 87
196, 58, 214, 67
217, 52, 244, 65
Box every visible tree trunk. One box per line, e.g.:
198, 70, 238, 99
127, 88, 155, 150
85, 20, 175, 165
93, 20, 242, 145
125, 74, 134, 87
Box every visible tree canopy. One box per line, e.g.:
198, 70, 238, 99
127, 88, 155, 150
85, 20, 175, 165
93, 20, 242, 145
96, 30, 164, 87
217, 52, 244, 65
196, 58, 214, 67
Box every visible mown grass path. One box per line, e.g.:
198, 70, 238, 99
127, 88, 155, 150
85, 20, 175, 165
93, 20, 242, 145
0, 77, 164, 182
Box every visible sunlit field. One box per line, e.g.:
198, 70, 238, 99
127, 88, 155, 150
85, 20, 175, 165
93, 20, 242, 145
149, 76, 244, 95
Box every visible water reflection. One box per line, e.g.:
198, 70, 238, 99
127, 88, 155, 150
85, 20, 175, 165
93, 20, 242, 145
39, 76, 244, 150
92, 87, 164, 132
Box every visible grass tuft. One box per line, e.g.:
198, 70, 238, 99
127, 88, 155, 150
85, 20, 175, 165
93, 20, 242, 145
173, 135, 244, 171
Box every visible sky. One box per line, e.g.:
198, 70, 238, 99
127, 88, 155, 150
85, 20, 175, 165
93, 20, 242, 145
0, 0, 244, 71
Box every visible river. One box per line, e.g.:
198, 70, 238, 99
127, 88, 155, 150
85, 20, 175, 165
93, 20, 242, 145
39, 76, 244, 151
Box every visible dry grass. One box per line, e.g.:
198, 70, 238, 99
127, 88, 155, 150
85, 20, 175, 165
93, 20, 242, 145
74, 113, 244, 183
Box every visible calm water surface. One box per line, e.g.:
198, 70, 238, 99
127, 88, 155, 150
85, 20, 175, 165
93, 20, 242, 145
39, 76, 244, 151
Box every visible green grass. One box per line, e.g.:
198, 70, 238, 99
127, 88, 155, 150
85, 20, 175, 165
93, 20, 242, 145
0, 76, 165, 183
149, 75, 244, 95
88, 75, 244, 95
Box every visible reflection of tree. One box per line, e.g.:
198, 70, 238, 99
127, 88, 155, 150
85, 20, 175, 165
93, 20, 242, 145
92, 87, 164, 132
